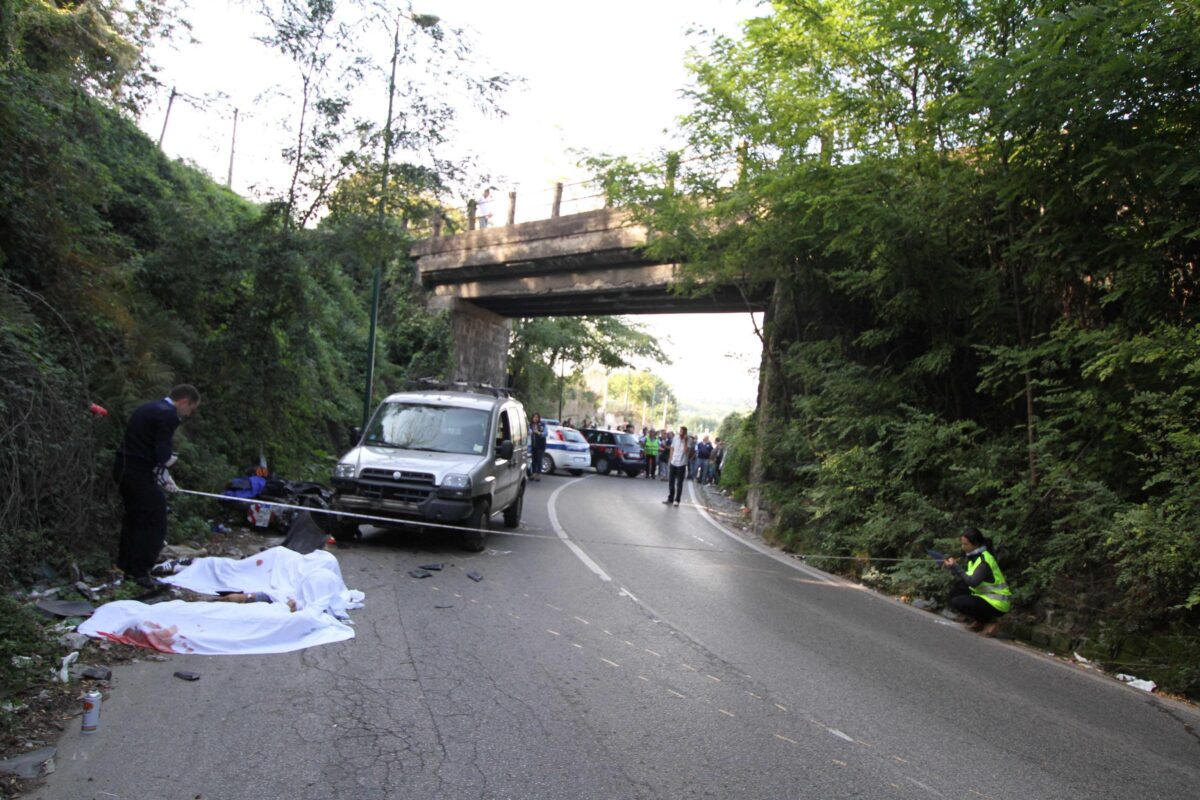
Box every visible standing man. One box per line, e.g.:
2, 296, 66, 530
643, 429, 659, 479
696, 435, 714, 484
711, 437, 726, 484
113, 384, 200, 587
477, 187, 495, 229
663, 426, 691, 506
529, 412, 547, 482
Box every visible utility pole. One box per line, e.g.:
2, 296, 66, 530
225, 107, 239, 189
158, 87, 177, 148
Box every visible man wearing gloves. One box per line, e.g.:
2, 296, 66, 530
113, 384, 200, 586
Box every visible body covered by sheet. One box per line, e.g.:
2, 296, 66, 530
79, 547, 364, 655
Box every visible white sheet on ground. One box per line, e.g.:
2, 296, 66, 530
78, 547, 364, 655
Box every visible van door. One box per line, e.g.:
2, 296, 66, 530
494, 407, 518, 507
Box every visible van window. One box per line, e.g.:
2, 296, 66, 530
498, 409, 513, 448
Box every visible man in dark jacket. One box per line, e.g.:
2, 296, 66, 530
113, 384, 200, 586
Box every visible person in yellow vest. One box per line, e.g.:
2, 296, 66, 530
942, 527, 1012, 636
643, 430, 659, 479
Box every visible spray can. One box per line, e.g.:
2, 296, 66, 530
81, 689, 102, 734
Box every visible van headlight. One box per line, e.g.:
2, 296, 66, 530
439, 473, 471, 498
334, 463, 357, 479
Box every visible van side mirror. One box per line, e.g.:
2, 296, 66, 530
497, 440, 514, 460
349, 426, 363, 447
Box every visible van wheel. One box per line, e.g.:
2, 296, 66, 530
461, 499, 490, 552
595, 456, 611, 475
503, 486, 524, 528
541, 453, 556, 475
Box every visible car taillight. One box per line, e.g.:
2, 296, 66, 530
615, 448, 624, 458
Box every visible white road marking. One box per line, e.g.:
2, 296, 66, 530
718, 709, 735, 717
645, 649, 662, 657
828, 729, 855, 743
775, 703, 788, 712
774, 734, 798, 744
548, 476, 612, 582
573, 616, 590, 625
706, 674, 721, 682
667, 689, 687, 699
547, 629, 561, 636
906, 777, 948, 798
600, 658, 621, 668
686, 481, 838, 585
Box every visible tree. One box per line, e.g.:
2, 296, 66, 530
592, 0, 1200, 694
508, 317, 668, 414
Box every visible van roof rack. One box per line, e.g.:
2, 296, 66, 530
404, 378, 515, 398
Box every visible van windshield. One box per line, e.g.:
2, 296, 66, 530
364, 403, 490, 455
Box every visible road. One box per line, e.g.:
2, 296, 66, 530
35, 474, 1200, 799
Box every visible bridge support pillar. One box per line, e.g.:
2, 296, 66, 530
429, 297, 511, 387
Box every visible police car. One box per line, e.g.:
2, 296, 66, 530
533, 423, 591, 476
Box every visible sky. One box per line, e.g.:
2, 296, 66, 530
141, 0, 764, 411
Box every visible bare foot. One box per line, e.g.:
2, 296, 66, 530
980, 622, 999, 637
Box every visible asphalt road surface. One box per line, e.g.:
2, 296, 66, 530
35, 474, 1200, 799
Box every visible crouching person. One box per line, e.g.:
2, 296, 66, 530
942, 527, 1012, 636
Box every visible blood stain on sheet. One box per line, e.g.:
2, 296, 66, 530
256, 559, 264, 566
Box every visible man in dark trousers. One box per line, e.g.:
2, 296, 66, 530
663, 425, 691, 507
113, 384, 200, 586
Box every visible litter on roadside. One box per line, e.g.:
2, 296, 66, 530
35, 598, 95, 618
1115, 673, 1157, 693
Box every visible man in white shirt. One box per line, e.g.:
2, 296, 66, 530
663, 426, 690, 506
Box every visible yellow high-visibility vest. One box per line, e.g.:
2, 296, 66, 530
967, 550, 1012, 612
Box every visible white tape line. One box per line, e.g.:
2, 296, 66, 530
686, 481, 839, 585
175, 487, 529, 538
547, 476, 611, 582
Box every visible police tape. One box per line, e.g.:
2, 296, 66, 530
171, 487, 547, 538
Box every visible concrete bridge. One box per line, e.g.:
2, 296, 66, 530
410, 207, 768, 384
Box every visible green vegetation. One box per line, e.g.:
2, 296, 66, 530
597, 0, 1200, 694
508, 317, 667, 416
0, 0, 464, 588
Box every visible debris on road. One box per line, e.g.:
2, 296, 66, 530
418, 563, 444, 571
56, 651, 78, 683
35, 598, 95, 618
408, 569, 432, 579
434, 604, 454, 609
1115, 673, 1157, 693
173, 671, 201, 682
466, 571, 483, 583
0, 746, 56, 779
79, 666, 112, 681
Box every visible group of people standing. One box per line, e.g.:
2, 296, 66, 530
639, 427, 724, 488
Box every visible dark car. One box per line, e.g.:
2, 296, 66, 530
579, 428, 643, 477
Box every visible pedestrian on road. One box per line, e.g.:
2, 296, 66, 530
696, 435, 714, 484
942, 527, 1012, 636
113, 384, 200, 587
663, 426, 691, 506
530, 413, 547, 481
643, 430, 659, 478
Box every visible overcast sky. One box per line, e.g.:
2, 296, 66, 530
142, 0, 763, 410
